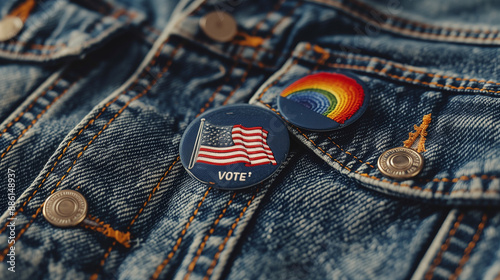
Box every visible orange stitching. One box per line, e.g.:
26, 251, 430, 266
222, 0, 302, 105
0, 49, 176, 258
255, 47, 498, 191
150, 186, 213, 280
1, 78, 80, 159
252, 0, 285, 36
327, 137, 375, 168
89, 241, 116, 280
0, 77, 62, 139
0, 39, 172, 239
0, 203, 43, 261
82, 215, 132, 248
347, 0, 499, 35
128, 157, 180, 228
9, 0, 36, 22
149, 2, 295, 278
203, 188, 260, 280
233, 32, 265, 48
82, 42, 183, 278
310, 0, 500, 40
257, 57, 301, 101
259, 101, 498, 194
312, 46, 330, 72
0, 8, 135, 55
449, 213, 488, 280
306, 43, 500, 88
403, 113, 432, 153
184, 193, 237, 280
368, 57, 500, 86
313, 61, 500, 95
424, 212, 465, 280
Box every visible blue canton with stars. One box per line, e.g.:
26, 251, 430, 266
200, 122, 234, 147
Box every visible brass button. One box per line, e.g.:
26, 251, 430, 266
199, 11, 237, 42
377, 147, 424, 180
43, 190, 88, 227
0, 16, 23, 42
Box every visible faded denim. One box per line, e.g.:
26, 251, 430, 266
0, 0, 499, 279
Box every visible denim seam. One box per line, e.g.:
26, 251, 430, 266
91, 157, 183, 280
151, 186, 214, 280
0, 7, 136, 58
148, 52, 250, 280
449, 213, 488, 280
308, 44, 500, 86
220, 0, 303, 104
203, 187, 261, 280
0, 39, 179, 260
254, 51, 498, 195
0, 76, 81, 160
151, 1, 298, 277
303, 47, 500, 93
177, 35, 279, 69
0, 76, 62, 139
305, 44, 500, 95
60, 41, 183, 278
308, 0, 500, 42
184, 193, 237, 280
424, 212, 465, 280
261, 101, 498, 195
327, 137, 375, 168
180, 1, 299, 274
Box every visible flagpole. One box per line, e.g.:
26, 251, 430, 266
188, 118, 205, 169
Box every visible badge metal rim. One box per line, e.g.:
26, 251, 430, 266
179, 104, 290, 190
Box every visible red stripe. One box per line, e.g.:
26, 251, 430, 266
232, 136, 267, 143
199, 147, 274, 155
197, 160, 250, 166
233, 125, 269, 135
231, 131, 267, 137
198, 154, 272, 161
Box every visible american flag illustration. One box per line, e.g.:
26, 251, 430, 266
188, 119, 277, 169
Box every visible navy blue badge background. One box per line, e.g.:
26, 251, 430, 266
179, 104, 290, 190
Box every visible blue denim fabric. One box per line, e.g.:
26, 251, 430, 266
0, 0, 499, 279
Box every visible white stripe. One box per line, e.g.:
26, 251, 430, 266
200, 145, 274, 155
197, 156, 250, 164
199, 150, 273, 159
233, 139, 268, 146
232, 127, 266, 135
249, 158, 277, 165
232, 135, 267, 141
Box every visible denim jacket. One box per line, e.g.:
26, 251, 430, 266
0, 0, 499, 279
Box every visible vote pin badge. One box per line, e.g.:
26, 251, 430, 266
277, 72, 370, 131
179, 104, 290, 190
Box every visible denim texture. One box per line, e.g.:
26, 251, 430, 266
0, 0, 499, 279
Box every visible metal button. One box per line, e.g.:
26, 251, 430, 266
199, 11, 237, 42
377, 147, 424, 180
43, 190, 88, 227
0, 16, 23, 42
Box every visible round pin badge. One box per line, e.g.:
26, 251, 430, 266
277, 72, 370, 131
180, 104, 289, 190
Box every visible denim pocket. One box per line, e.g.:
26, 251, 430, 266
0, 0, 145, 62
250, 41, 500, 206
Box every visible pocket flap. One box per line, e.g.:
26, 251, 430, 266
250, 42, 500, 206
0, 0, 145, 62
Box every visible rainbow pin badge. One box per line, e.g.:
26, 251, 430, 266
277, 72, 369, 131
